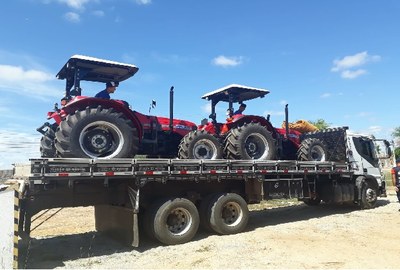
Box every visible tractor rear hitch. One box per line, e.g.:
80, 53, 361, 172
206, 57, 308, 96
37, 122, 51, 135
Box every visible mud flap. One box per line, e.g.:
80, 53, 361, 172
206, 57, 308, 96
94, 205, 139, 247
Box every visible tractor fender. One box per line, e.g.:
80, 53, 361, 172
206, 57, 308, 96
226, 115, 276, 136
63, 97, 143, 141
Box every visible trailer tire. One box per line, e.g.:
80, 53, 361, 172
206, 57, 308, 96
360, 181, 378, 209
208, 193, 249, 235
148, 198, 199, 245
55, 106, 138, 158
297, 138, 328, 161
224, 122, 276, 160
178, 130, 222, 159
40, 124, 57, 157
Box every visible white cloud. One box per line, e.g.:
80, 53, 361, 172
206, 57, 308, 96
212, 55, 243, 68
264, 110, 284, 117
0, 64, 61, 99
331, 51, 381, 80
331, 51, 380, 72
0, 130, 41, 170
135, 0, 152, 5
0, 65, 52, 82
368, 126, 382, 133
64, 11, 80, 22
279, 100, 288, 106
320, 93, 332, 98
92, 10, 104, 17
341, 69, 367, 79
58, 0, 91, 10
357, 112, 372, 117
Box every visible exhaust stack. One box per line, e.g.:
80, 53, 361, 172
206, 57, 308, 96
285, 104, 289, 140
169, 86, 174, 133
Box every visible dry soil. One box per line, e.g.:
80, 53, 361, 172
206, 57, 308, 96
19, 188, 400, 269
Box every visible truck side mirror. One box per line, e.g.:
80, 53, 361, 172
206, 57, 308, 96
383, 140, 392, 158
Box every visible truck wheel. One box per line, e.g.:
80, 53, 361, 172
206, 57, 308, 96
208, 193, 249, 235
178, 130, 222, 159
297, 138, 328, 161
303, 197, 321, 206
148, 198, 199, 245
40, 124, 57, 157
360, 181, 378, 209
224, 122, 276, 160
55, 106, 139, 158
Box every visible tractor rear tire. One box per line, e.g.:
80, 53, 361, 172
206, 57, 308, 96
40, 124, 57, 158
224, 122, 276, 160
297, 138, 328, 161
55, 106, 139, 158
178, 130, 222, 159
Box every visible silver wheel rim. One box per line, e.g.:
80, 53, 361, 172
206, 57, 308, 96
310, 145, 326, 161
221, 201, 243, 227
193, 139, 218, 159
365, 187, 377, 203
79, 121, 124, 158
244, 133, 269, 160
166, 207, 193, 236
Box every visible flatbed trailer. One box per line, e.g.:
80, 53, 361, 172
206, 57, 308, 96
16, 157, 383, 247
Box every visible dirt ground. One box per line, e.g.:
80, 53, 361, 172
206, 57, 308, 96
19, 187, 400, 269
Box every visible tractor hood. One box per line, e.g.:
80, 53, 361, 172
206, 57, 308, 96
57, 55, 139, 83
202, 84, 270, 103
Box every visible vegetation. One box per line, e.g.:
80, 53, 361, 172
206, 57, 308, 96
309, 119, 330, 130
392, 126, 400, 159
392, 126, 400, 138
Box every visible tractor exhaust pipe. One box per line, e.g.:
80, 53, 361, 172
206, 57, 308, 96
285, 104, 289, 140
169, 86, 174, 133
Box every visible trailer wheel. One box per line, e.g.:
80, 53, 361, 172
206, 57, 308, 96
297, 138, 328, 161
55, 106, 138, 158
40, 123, 57, 157
360, 181, 378, 209
178, 130, 222, 159
224, 122, 276, 160
148, 198, 199, 245
208, 193, 249, 235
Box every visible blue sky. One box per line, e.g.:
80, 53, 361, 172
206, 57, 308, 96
0, 0, 399, 169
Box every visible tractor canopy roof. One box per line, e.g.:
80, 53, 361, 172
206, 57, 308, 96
57, 55, 139, 83
57, 55, 139, 96
202, 84, 270, 104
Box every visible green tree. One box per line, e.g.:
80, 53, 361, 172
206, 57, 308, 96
309, 119, 330, 130
392, 126, 400, 138
395, 147, 400, 159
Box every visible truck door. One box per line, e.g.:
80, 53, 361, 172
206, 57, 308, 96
351, 136, 382, 181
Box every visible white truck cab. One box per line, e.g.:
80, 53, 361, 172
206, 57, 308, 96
346, 131, 392, 196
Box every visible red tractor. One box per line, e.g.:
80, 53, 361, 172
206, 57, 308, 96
178, 84, 304, 160
37, 55, 196, 159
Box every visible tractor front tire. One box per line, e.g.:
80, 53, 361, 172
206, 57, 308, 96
224, 122, 276, 160
40, 124, 57, 158
55, 106, 139, 158
178, 130, 222, 159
